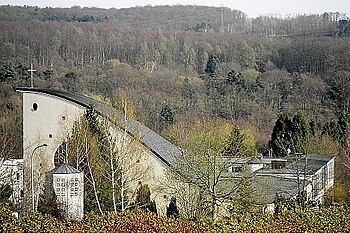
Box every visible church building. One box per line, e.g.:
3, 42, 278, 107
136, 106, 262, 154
16, 87, 181, 217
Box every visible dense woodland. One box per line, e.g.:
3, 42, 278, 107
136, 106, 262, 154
0, 4, 350, 223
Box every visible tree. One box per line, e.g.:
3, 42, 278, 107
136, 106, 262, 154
222, 126, 257, 157
205, 54, 217, 76
68, 109, 104, 214
135, 183, 157, 214
37, 189, 63, 218
269, 113, 293, 157
269, 112, 314, 156
159, 104, 175, 131
66, 94, 149, 214
181, 78, 196, 110
323, 112, 350, 146
0, 185, 12, 204
166, 197, 179, 218
290, 112, 311, 154
232, 173, 258, 215
170, 120, 240, 219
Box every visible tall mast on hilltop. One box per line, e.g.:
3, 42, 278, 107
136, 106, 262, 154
220, 4, 224, 33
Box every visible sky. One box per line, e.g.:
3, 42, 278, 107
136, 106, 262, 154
1, 0, 349, 18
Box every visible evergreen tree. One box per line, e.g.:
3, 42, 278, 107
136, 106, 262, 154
205, 54, 217, 76
226, 70, 241, 85
269, 114, 293, 157
37, 189, 63, 218
222, 126, 257, 157
166, 197, 180, 218
290, 112, 311, 154
323, 112, 350, 146
135, 183, 157, 214
159, 104, 175, 131
232, 174, 258, 215
0, 184, 12, 204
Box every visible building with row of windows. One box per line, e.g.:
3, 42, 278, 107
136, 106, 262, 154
52, 164, 83, 220
225, 154, 336, 208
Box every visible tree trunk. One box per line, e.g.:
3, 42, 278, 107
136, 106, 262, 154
87, 159, 103, 214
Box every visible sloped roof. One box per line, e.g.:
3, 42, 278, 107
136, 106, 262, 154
52, 163, 81, 174
16, 87, 181, 166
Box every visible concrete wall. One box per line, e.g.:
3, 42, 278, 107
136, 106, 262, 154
20, 90, 171, 215
21, 91, 84, 209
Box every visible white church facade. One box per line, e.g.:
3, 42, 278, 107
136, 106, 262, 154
16, 87, 181, 218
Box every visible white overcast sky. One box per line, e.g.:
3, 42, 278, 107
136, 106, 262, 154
1, 0, 349, 18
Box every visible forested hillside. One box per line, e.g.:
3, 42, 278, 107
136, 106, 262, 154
0, 4, 349, 155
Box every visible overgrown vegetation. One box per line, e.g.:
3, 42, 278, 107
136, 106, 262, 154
1, 203, 350, 232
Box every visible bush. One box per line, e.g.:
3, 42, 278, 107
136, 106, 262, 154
0, 204, 350, 232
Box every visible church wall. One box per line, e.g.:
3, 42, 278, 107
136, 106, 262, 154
21, 92, 85, 210
103, 122, 172, 215
20, 90, 173, 215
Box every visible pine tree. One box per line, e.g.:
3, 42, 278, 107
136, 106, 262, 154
166, 197, 179, 218
269, 113, 293, 157
232, 174, 258, 215
222, 126, 257, 157
135, 183, 157, 214
205, 54, 217, 76
159, 104, 175, 131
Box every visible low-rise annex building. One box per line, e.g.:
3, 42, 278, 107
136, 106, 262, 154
225, 154, 336, 208
0, 159, 24, 206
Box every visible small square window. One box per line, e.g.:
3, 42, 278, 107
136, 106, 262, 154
62, 178, 65, 182
62, 192, 65, 196
75, 178, 78, 181
57, 183, 60, 187
57, 188, 60, 192
57, 178, 60, 182
49, 134, 53, 138
61, 183, 65, 187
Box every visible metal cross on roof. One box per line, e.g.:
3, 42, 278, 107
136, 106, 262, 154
28, 63, 36, 88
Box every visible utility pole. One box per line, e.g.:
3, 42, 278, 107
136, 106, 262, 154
28, 63, 36, 88
31, 143, 48, 212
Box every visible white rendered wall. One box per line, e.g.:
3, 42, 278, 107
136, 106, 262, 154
20, 90, 172, 215
21, 91, 85, 209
